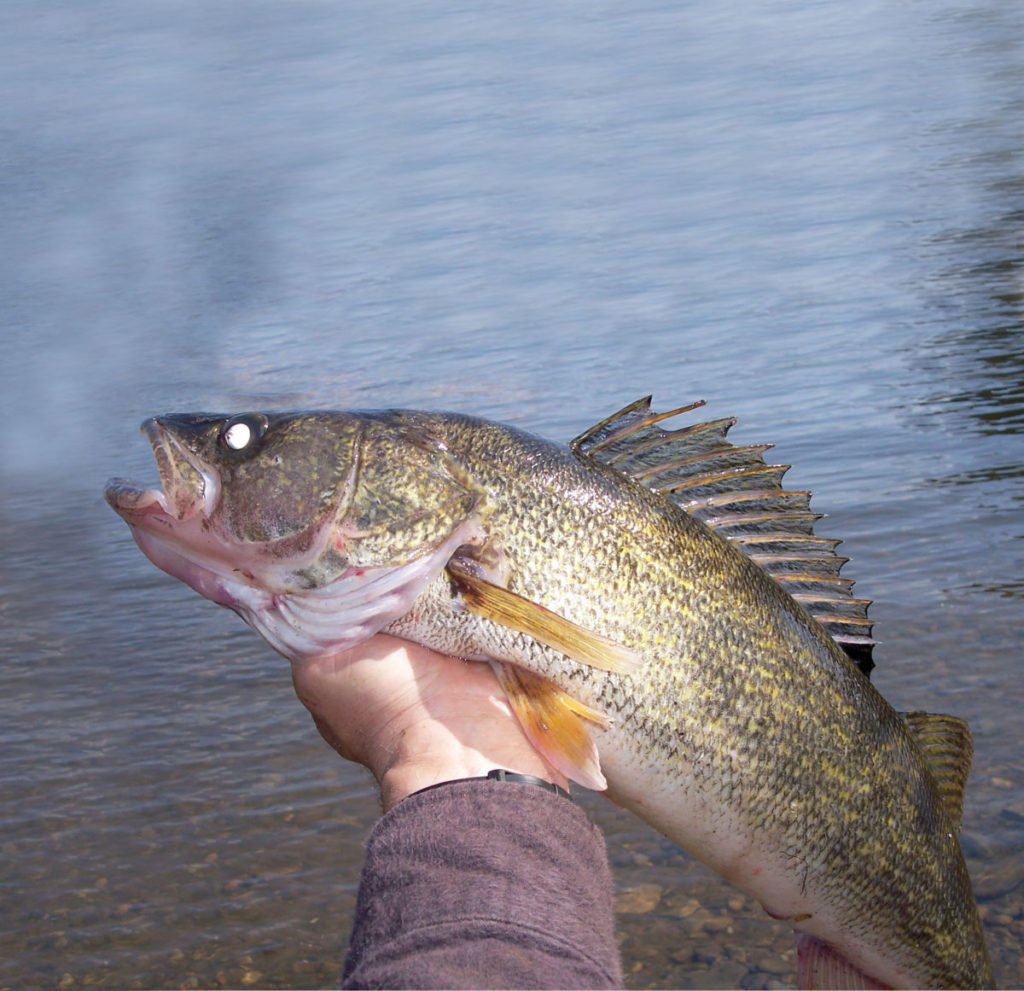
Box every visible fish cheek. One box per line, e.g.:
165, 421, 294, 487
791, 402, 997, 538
217, 418, 360, 545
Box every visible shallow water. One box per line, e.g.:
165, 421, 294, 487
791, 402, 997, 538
2, 2, 1022, 988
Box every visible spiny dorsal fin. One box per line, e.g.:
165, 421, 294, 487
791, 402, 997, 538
902, 712, 974, 828
572, 397, 875, 677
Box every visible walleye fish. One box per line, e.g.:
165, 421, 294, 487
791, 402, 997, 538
105, 398, 992, 989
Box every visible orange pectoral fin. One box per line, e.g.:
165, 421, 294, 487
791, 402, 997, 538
492, 662, 609, 792
448, 563, 642, 676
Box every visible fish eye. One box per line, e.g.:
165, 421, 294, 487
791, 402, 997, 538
224, 422, 252, 450
220, 414, 268, 454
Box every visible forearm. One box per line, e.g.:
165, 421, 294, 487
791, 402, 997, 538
342, 778, 623, 990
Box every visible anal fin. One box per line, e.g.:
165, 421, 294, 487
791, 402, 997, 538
796, 935, 890, 990
492, 663, 609, 791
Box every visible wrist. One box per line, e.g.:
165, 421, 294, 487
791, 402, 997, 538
377, 734, 570, 812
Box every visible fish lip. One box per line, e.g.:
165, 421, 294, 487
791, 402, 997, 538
103, 477, 170, 516
104, 418, 220, 523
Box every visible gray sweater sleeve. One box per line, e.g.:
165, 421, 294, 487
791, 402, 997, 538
341, 777, 623, 990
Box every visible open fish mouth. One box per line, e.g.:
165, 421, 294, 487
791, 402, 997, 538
103, 419, 242, 606
104, 419, 219, 524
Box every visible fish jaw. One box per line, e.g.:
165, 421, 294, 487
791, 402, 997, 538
109, 504, 256, 609
106, 418, 220, 522
105, 471, 265, 613
105, 417, 224, 571
106, 417, 242, 604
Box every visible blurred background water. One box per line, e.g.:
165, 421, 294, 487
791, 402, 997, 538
1, 2, 1022, 988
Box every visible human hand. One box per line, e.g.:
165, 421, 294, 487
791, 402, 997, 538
290, 635, 569, 811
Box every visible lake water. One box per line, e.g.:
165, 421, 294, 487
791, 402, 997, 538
2, 2, 1022, 988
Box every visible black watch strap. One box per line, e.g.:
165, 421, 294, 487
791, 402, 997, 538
407, 769, 573, 802
486, 768, 573, 801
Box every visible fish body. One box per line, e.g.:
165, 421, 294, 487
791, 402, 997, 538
105, 403, 992, 989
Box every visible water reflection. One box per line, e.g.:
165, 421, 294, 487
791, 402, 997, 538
917, 282, 1024, 437
901, 0, 1024, 444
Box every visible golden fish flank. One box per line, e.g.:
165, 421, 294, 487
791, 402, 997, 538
105, 398, 992, 990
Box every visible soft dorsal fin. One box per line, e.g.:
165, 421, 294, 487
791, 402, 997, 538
572, 397, 875, 676
902, 712, 974, 828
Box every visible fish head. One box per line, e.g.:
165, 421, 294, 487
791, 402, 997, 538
105, 410, 483, 661
105, 410, 364, 596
